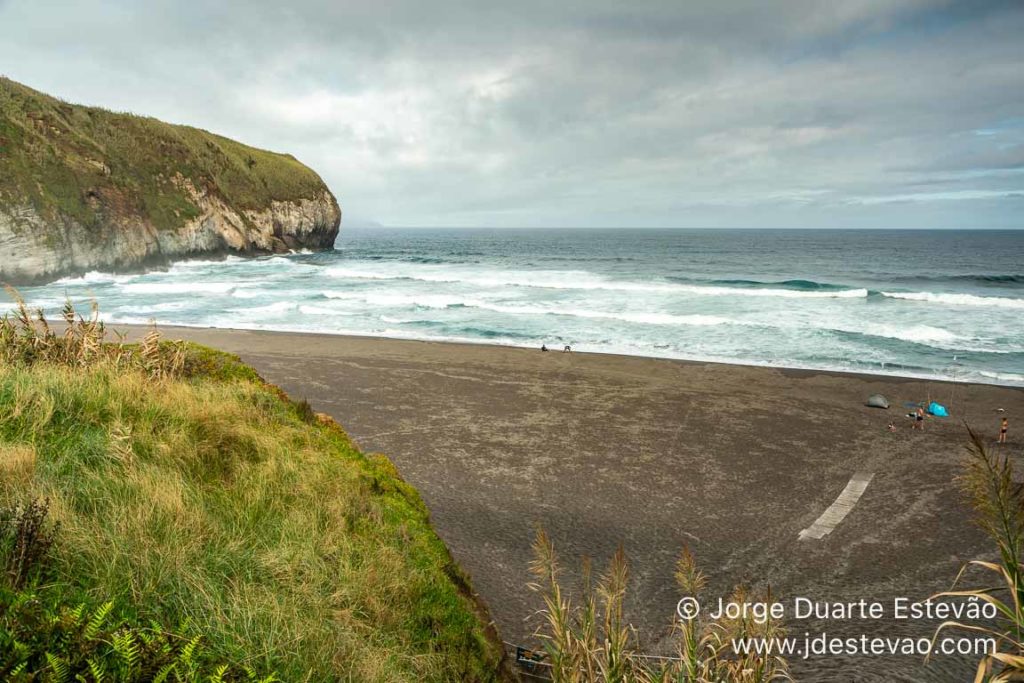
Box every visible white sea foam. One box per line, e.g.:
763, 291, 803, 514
321, 291, 471, 309
324, 266, 868, 298
298, 305, 358, 316
96, 313, 159, 326
230, 288, 280, 299
52, 271, 137, 286
848, 325, 1024, 354
673, 284, 868, 299
228, 301, 296, 315
167, 256, 246, 270
120, 282, 237, 295
860, 324, 960, 344
85, 310, 1022, 387
980, 371, 1024, 383
324, 266, 613, 290
471, 302, 735, 326
115, 301, 194, 313
19, 233, 1024, 389
11, 298, 67, 311
881, 291, 1024, 309
266, 256, 306, 268
318, 292, 739, 325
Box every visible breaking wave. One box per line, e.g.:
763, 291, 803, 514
896, 273, 1024, 287
855, 324, 960, 344
879, 291, 1024, 309
120, 282, 237, 295
980, 370, 1024, 383
325, 267, 869, 299
698, 278, 850, 291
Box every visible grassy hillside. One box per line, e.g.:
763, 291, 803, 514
0, 304, 505, 681
0, 77, 328, 233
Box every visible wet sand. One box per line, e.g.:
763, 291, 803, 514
118, 325, 1022, 681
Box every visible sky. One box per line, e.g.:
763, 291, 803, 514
1, 0, 1022, 229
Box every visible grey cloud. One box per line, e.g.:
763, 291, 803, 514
1, 0, 1022, 227
900, 144, 1024, 172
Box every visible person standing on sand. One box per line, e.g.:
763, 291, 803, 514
914, 405, 926, 431
1000, 417, 1009, 444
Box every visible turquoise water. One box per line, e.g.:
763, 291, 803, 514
13, 228, 1024, 385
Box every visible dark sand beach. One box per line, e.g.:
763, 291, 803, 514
118, 325, 1022, 681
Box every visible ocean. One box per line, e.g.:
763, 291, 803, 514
12, 228, 1024, 386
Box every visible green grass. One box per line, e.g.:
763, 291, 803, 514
0, 347, 505, 680
0, 77, 329, 233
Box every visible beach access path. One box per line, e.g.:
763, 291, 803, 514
115, 325, 1022, 681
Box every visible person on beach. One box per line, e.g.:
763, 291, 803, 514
541, 344, 548, 352
1000, 417, 1009, 444
563, 345, 572, 352
914, 405, 925, 431
888, 422, 897, 432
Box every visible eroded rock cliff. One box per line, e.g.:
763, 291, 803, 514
0, 78, 340, 284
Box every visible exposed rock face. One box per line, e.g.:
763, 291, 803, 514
0, 190, 340, 285
0, 77, 341, 285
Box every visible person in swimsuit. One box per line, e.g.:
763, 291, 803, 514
914, 405, 925, 431
999, 417, 1008, 444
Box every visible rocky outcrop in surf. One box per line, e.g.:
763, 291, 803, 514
0, 78, 341, 285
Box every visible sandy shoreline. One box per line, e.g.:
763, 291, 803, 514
114, 324, 1023, 681
105, 320, 1024, 388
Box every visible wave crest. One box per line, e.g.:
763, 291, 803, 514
120, 282, 236, 295
325, 267, 868, 299
880, 291, 1024, 309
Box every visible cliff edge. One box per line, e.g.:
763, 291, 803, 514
0, 78, 341, 284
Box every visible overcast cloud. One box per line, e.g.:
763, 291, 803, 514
1, 0, 1022, 228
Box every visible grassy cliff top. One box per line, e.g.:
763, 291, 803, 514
0, 77, 331, 232
0, 307, 504, 681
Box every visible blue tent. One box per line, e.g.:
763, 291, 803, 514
928, 401, 948, 417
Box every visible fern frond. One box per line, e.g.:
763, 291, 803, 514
68, 603, 86, 626
207, 664, 229, 683
86, 657, 106, 683
112, 631, 140, 678
177, 634, 201, 665
84, 602, 114, 640
152, 662, 176, 683
44, 652, 71, 683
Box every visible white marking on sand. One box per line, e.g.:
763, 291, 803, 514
798, 472, 874, 541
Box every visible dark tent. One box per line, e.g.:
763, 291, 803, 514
866, 394, 890, 409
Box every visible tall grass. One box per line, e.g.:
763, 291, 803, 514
0, 500, 280, 682
930, 428, 1024, 682
0, 288, 184, 376
528, 530, 790, 682
0, 299, 505, 681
